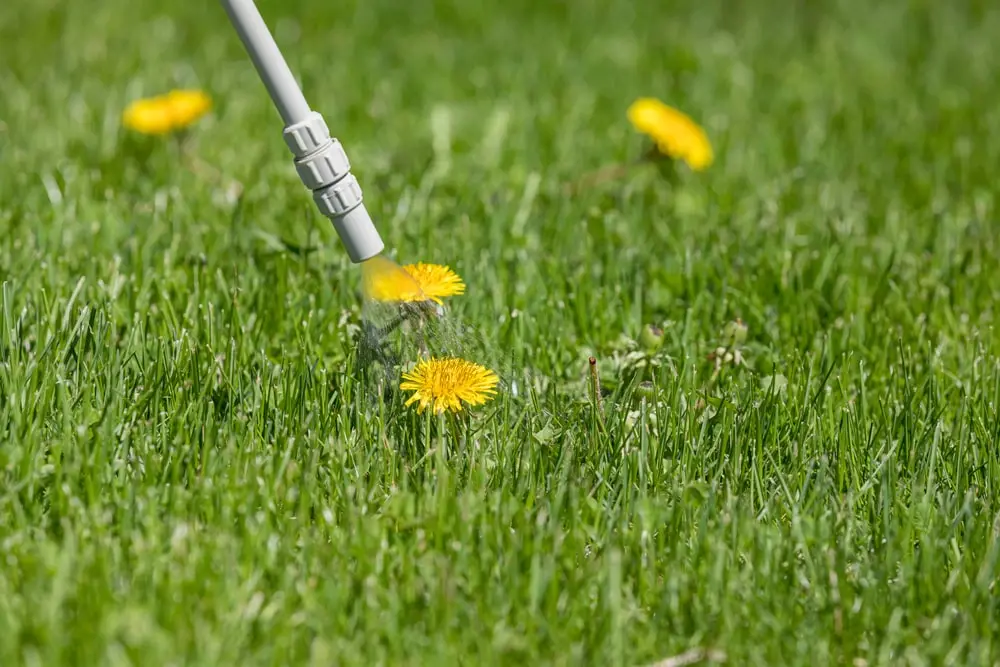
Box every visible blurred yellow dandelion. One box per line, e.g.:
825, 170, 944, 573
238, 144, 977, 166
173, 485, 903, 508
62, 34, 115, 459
400, 357, 499, 414
402, 263, 465, 304
363, 258, 465, 305
362, 255, 427, 303
122, 89, 212, 135
627, 97, 713, 171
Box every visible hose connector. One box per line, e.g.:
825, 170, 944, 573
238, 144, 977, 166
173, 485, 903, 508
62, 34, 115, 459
282, 112, 384, 263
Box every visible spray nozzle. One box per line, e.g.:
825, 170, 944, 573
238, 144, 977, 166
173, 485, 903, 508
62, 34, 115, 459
221, 0, 384, 263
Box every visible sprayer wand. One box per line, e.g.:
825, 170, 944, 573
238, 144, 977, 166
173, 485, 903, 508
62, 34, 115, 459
219, 0, 384, 263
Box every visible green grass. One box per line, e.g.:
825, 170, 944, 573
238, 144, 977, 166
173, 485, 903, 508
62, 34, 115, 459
2, 0, 1000, 664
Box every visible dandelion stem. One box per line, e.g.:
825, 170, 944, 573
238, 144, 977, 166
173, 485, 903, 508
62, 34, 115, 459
589, 356, 605, 420
179, 140, 245, 198
564, 150, 661, 194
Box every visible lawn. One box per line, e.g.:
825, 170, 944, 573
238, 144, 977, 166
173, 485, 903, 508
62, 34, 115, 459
2, 0, 1000, 664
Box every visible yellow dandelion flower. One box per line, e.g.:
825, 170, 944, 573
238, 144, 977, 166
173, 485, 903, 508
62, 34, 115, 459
402, 263, 465, 305
362, 256, 465, 305
122, 89, 212, 135
627, 97, 713, 171
400, 357, 499, 414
